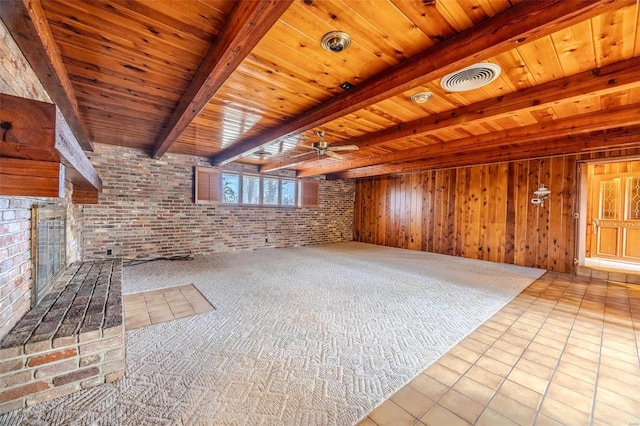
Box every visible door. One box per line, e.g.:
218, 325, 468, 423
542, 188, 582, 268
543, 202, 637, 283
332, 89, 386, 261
590, 171, 640, 262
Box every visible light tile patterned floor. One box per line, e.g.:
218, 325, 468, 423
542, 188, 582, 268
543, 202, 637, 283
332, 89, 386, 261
123, 284, 215, 330
359, 271, 640, 425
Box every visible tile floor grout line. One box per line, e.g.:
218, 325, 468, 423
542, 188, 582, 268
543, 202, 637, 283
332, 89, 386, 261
587, 281, 611, 426
536, 279, 603, 426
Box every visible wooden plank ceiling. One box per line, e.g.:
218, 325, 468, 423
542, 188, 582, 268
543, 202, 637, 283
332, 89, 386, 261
16, 0, 640, 178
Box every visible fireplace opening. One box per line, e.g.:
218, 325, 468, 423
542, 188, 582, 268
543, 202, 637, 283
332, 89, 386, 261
31, 206, 67, 307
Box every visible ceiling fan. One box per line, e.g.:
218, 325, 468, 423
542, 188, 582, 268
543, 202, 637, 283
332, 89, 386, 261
292, 131, 359, 160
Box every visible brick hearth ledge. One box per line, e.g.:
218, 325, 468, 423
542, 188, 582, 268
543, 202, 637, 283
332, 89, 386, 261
0, 260, 124, 413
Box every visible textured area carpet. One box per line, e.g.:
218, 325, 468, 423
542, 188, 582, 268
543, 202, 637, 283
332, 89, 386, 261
2, 242, 544, 425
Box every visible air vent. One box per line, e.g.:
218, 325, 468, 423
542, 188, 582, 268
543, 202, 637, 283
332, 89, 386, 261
440, 63, 501, 92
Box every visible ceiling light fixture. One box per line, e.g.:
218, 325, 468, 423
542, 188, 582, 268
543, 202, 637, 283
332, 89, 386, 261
321, 31, 351, 53
410, 91, 433, 104
252, 150, 272, 157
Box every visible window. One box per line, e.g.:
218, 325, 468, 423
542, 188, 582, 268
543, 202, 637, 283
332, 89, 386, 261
263, 177, 279, 205
195, 168, 318, 208
222, 173, 239, 203
281, 179, 296, 206
243, 175, 260, 204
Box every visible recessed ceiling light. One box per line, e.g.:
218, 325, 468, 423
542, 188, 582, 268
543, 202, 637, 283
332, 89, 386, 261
321, 31, 351, 53
410, 91, 433, 104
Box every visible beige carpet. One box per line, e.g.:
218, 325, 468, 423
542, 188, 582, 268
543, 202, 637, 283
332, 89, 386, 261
1, 242, 544, 425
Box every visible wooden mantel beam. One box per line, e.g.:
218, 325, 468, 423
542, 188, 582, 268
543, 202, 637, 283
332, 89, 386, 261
0, 0, 94, 151
211, 0, 631, 166
262, 55, 640, 173
327, 126, 640, 180
297, 103, 640, 178
151, 0, 293, 159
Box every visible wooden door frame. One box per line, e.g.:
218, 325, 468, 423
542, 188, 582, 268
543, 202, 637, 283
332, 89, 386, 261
576, 156, 640, 269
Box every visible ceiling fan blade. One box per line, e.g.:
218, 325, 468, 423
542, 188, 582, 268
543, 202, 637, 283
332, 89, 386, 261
290, 150, 315, 158
328, 145, 359, 152
325, 151, 345, 160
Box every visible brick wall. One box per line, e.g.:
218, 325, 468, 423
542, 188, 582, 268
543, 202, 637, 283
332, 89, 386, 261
84, 144, 355, 259
0, 20, 50, 102
0, 20, 84, 340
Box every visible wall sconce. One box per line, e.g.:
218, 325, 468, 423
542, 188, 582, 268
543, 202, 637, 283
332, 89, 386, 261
531, 184, 551, 206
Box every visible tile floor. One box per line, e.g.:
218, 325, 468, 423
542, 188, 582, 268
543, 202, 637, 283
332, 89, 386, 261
359, 271, 640, 425
123, 284, 215, 330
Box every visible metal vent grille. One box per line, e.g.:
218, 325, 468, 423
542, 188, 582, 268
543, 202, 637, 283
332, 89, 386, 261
440, 63, 501, 92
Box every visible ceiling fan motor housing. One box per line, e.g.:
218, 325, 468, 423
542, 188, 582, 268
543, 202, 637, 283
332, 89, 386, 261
312, 141, 329, 151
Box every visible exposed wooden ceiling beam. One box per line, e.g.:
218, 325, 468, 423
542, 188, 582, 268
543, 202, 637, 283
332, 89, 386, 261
211, 0, 631, 166
151, 0, 293, 159
328, 126, 640, 179
262, 56, 640, 173
0, 0, 94, 151
297, 103, 640, 178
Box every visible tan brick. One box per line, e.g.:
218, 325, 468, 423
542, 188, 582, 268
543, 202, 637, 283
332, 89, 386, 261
80, 354, 102, 367
102, 325, 123, 338
102, 360, 124, 375
24, 340, 51, 355
80, 376, 104, 390
0, 397, 25, 414
25, 383, 77, 407
78, 330, 102, 343
105, 370, 124, 383
52, 335, 76, 349
105, 348, 123, 362
0, 346, 23, 359
79, 336, 123, 355
27, 348, 78, 367
0, 370, 31, 389
53, 366, 100, 387
0, 358, 24, 375
34, 358, 77, 379
0, 381, 49, 403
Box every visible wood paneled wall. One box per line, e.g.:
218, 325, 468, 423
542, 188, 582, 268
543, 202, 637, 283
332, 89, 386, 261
354, 150, 640, 273
354, 157, 580, 272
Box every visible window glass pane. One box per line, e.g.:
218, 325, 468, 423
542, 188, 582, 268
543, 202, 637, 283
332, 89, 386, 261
281, 179, 296, 206
222, 173, 239, 203
243, 175, 260, 204
263, 178, 279, 205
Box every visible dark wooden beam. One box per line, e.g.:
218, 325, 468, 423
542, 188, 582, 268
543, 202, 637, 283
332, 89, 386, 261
0, 0, 94, 151
151, 0, 293, 159
328, 126, 640, 179
211, 0, 631, 165
262, 55, 640, 172
297, 103, 640, 178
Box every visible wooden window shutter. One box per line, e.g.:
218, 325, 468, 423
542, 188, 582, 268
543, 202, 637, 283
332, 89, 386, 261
299, 180, 319, 207
195, 166, 222, 204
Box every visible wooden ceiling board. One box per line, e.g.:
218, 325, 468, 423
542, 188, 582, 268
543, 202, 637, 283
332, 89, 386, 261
11, 0, 640, 175
592, 6, 638, 67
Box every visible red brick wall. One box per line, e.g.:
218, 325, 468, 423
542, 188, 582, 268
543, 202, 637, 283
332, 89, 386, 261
83, 144, 355, 259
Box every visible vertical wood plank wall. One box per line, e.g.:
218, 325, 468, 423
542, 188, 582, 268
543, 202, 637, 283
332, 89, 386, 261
354, 157, 578, 272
